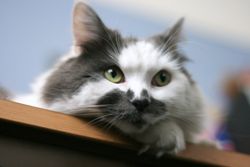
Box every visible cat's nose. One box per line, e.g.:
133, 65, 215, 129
132, 99, 150, 112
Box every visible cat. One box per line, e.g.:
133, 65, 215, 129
11, 1, 206, 155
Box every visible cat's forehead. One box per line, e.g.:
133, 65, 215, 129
118, 41, 179, 72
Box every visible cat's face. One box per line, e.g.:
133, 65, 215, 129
42, 2, 196, 134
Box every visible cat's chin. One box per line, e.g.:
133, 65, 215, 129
114, 120, 150, 135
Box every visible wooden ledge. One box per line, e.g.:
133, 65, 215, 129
0, 100, 250, 166
0, 100, 126, 145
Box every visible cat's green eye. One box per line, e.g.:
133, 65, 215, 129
152, 70, 171, 87
104, 66, 125, 83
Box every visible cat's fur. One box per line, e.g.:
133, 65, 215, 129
13, 1, 206, 155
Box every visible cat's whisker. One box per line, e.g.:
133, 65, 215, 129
71, 112, 103, 117
105, 112, 126, 132
71, 110, 102, 114
118, 111, 126, 120
67, 104, 115, 112
87, 118, 106, 127
103, 115, 119, 132
87, 113, 115, 126
69, 108, 100, 114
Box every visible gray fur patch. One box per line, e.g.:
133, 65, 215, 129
42, 30, 125, 104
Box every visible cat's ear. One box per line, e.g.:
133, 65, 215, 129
73, 1, 106, 49
166, 18, 184, 47
155, 18, 184, 51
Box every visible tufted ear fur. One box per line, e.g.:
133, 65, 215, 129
155, 18, 184, 53
73, 2, 107, 49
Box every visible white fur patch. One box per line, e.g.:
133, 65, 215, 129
119, 41, 180, 72
118, 41, 183, 100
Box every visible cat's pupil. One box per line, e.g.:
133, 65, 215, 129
108, 69, 117, 78
160, 73, 166, 82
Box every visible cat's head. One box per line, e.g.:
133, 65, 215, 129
41, 2, 202, 134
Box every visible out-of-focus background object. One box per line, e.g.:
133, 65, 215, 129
220, 70, 250, 154
0, 0, 250, 153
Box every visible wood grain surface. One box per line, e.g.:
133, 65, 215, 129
0, 100, 250, 167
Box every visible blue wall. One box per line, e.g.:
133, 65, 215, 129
1, 0, 250, 107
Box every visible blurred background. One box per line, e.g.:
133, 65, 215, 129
0, 0, 250, 153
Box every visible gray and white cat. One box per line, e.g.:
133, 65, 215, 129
13, 1, 206, 155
